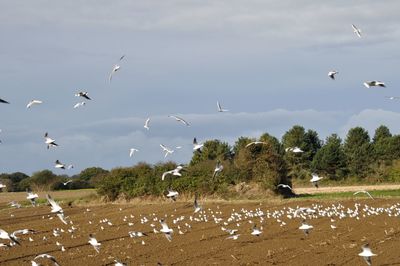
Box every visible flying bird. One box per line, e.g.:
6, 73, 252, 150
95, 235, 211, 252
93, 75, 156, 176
46, 194, 68, 224
354, 190, 374, 199
358, 243, 377, 266
88, 234, 101, 253
251, 224, 262, 236
55, 160, 66, 169
44, 132, 58, 149
299, 220, 313, 235
385, 96, 400, 100
310, 173, 323, 188
193, 138, 203, 153
33, 254, 60, 266
129, 148, 139, 157
73, 101, 86, 108
144, 118, 150, 130
213, 160, 223, 178
161, 165, 184, 181
364, 81, 386, 88
160, 144, 174, 158
0, 98, 9, 104
246, 141, 268, 148
194, 195, 202, 213
62, 180, 73, 186
277, 184, 293, 192
168, 115, 190, 126
159, 219, 173, 242
0, 229, 21, 245
26, 191, 39, 206
75, 91, 91, 100
166, 190, 179, 201
217, 101, 229, 112
285, 147, 303, 153
352, 24, 362, 38
109, 55, 125, 82
328, 70, 338, 80
26, 100, 43, 108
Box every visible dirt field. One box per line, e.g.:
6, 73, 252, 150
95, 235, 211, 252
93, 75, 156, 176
295, 184, 400, 195
1, 196, 400, 266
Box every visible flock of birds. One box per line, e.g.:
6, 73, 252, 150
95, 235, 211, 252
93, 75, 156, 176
0, 24, 396, 265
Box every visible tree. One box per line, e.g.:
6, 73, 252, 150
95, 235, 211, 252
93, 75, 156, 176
343, 127, 372, 177
190, 139, 232, 165
29, 170, 61, 191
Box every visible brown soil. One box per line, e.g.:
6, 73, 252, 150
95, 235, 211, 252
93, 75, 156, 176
0, 198, 400, 265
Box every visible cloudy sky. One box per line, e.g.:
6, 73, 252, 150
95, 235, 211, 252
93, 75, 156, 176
1, 1, 400, 174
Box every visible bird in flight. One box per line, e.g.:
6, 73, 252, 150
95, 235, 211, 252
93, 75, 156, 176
193, 138, 203, 153
62, 180, 73, 186
75, 91, 91, 100
160, 144, 174, 158
285, 147, 303, 153
328, 70, 338, 80
352, 24, 362, 38
33, 254, 60, 266
166, 189, 179, 201
213, 160, 223, 178
194, 195, 202, 213
168, 115, 190, 126
0, 98, 9, 104
246, 141, 268, 148
217, 101, 229, 112
277, 183, 293, 192
299, 220, 313, 235
73, 101, 86, 108
159, 219, 173, 242
364, 81, 386, 88
88, 234, 101, 253
353, 190, 374, 199
310, 173, 323, 188
144, 118, 150, 130
26, 100, 43, 108
385, 96, 400, 100
129, 148, 139, 157
26, 190, 39, 206
358, 243, 376, 266
44, 132, 58, 149
161, 165, 184, 181
109, 55, 125, 82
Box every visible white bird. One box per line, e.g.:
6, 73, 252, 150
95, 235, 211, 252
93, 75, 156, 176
34, 254, 60, 266
194, 195, 202, 213
193, 137, 203, 153
0, 229, 20, 245
0, 183, 6, 189
75, 91, 91, 100
299, 220, 313, 235
73, 101, 86, 108
44, 132, 58, 149
144, 118, 150, 130
310, 173, 323, 188
354, 190, 374, 199
385, 96, 400, 100
217, 101, 229, 112
160, 144, 174, 158
109, 55, 125, 82
27, 191, 39, 206
88, 234, 101, 253
246, 141, 267, 148
26, 100, 43, 108
54, 160, 66, 169
168, 115, 190, 126
159, 219, 173, 242
213, 160, 223, 178
358, 244, 377, 266
277, 184, 293, 192
352, 24, 362, 38
364, 81, 386, 88
226, 234, 240, 240
285, 147, 303, 153
129, 148, 139, 157
62, 180, 73, 186
114, 260, 127, 266
9, 201, 21, 208
162, 165, 184, 181
251, 224, 262, 236
328, 70, 338, 80
166, 190, 179, 201
46, 194, 68, 224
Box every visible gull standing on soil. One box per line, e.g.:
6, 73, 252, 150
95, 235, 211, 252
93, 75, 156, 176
144, 118, 150, 130
160, 144, 174, 158
26, 100, 43, 108
33, 254, 60, 266
358, 243, 376, 266
44, 132, 58, 149
364, 81, 386, 88
168, 115, 190, 126
354, 190, 374, 199
88, 234, 101, 253
129, 148, 139, 157
75, 91, 91, 100
328, 70, 338, 80
352, 24, 362, 38
310, 173, 323, 188
159, 219, 173, 242
251, 224, 262, 236
217, 101, 229, 112
27, 191, 39, 206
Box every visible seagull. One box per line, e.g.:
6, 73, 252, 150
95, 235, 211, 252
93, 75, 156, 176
161, 165, 184, 181
75, 91, 91, 100
285, 147, 303, 153
168, 115, 190, 126
328, 70, 338, 80
364, 81, 386, 88
354, 190, 374, 199
0, 229, 21, 245
73, 101, 86, 108
245, 141, 268, 148
9, 201, 21, 208
166, 190, 179, 201
88, 234, 101, 253
193, 138, 203, 153
352, 24, 362, 38
114, 260, 127, 266
299, 220, 313, 235
109, 55, 125, 82
129, 148, 139, 157
385, 96, 400, 100
226, 234, 240, 240
33, 254, 60, 266
27, 191, 39, 206
217, 101, 229, 112
44, 132, 58, 149
310, 173, 323, 188
144, 118, 150, 130
62, 180, 73, 186
55, 160, 66, 169
213, 160, 223, 178
358, 243, 377, 266
277, 184, 293, 192
46, 194, 68, 224
251, 224, 262, 236
0, 183, 6, 189
0, 98, 10, 104
159, 219, 173, 242
194, 195, 202, 213
26, 100, 43, 108
160, 144, 174, 158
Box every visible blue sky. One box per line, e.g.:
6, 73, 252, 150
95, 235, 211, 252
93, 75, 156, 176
1, 1, 400, 174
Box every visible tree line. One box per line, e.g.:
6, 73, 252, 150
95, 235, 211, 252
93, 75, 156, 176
2, 125, 400, 200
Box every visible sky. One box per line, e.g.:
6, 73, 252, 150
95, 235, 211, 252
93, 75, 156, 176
1, 1, 400, 175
